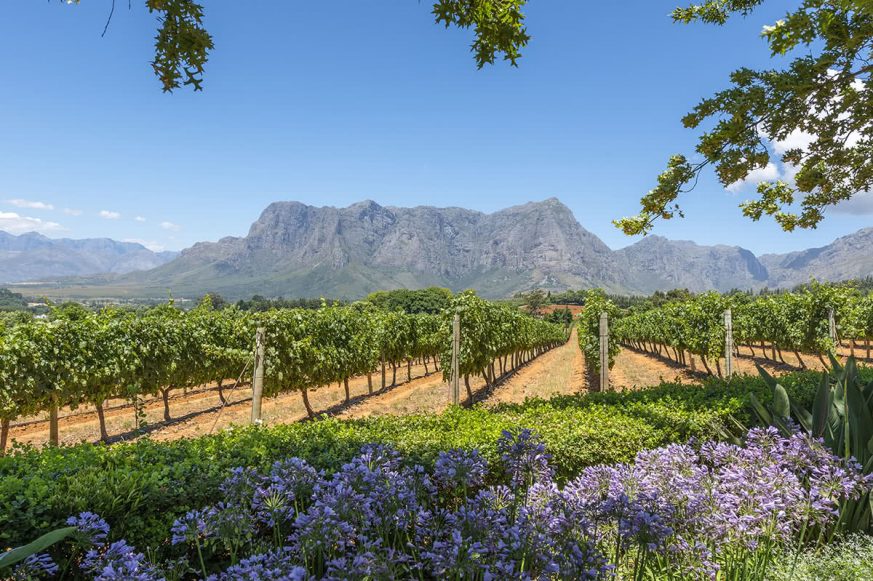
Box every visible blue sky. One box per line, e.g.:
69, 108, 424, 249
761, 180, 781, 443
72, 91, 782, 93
0, 1, 869, 254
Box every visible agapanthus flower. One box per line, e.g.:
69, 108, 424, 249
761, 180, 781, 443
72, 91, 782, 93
207, 548, 307, 580
497, 428, 555, 490
81, 539, 162, 581
12, 553, 58, 580
434, 448, 488, 493
66, 511, 111, 546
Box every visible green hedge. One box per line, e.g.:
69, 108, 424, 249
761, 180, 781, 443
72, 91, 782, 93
0, 370, 837, 553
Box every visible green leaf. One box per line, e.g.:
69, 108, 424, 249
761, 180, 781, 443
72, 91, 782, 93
749, 392, 772, 425
846, 376, 873, 464
771, 382, 791, 419
0, 526, 76, 571
811, 372, 833, 438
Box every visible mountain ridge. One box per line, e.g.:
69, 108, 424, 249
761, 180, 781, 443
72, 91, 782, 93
3, 199, 871, 298
0, 232, 178, 283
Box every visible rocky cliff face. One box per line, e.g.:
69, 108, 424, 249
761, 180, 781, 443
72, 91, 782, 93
138, 198, 626, 298
615, 236, 770, 294
760, 228, 873, 288
17, 199, 873, 298
0, 232, 177, 283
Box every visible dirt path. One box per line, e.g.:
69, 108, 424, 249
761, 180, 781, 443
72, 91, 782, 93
13, 333, 848, 449
6, 361, 440, 447
7, 338, 581, 446
484, 329, 586, 406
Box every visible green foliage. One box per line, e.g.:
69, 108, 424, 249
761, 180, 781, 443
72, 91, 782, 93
0, 526, 75, 570
0, 369, 829, 553
613, 283, 868, 374
770, 534, 873, 581
235, 295, 339, 311
617, 0, 873, 234
432, 0, 530, 67
576, 289, 620, 375
439, 291, 566, 383
517, 289, 548, 316
365, 287, 452, 314
0, 288, 27, 312
751, 356, 873, 531
545, 307, 573, 326
68, 1, 530, 91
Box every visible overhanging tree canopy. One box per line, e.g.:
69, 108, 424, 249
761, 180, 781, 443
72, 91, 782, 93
66, 0, 530, 92
616, 0, 873, 235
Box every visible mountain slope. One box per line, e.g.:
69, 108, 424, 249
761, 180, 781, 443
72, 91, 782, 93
120, 199, 627, 299
615, 236, 770, 294
9, 199, 873, 298
760, 228, 873, 288
0, 232, 177, 283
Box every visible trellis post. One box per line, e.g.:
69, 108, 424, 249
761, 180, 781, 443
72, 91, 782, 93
251, 327, 266, 424
828, 308, 837, 349
599, 312, 609, 391
451, 313, 460, 405
724, 309, 734, 378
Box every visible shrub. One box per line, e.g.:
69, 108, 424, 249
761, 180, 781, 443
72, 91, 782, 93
6, 428, 867, 580
0, 370, 843, 553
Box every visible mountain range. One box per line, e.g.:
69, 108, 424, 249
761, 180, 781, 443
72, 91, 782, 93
0, 232, 177, 284
2, 199, 871, 298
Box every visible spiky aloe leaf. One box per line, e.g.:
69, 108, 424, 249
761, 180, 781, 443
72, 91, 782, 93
749, 392, 772, 426
771, 382, 791, 420
755, 363, 778, 389
846, 377, 873, 465
812, 373, 833, 438
791, 401, 812, 433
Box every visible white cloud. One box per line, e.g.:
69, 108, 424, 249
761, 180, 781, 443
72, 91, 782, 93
160, 221, 181, 231
6, 198, 54, 210
832, 191, 873, 215
99, 210, 121, 220
63, 208, 83, 216
772, 129, 816, 155
0, 212, 63, 234
134, 216, 147, 223
726, 162, 780, 192
122, 238, 166, 252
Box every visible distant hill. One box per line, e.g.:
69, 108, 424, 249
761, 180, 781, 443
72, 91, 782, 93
6, 199, 873, 299
0, 232, 178, 283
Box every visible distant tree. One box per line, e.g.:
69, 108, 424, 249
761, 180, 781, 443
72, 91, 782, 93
519, 289, 548, 316
64, 0, 529, 92
617, 0, 873, 235
0, 289, 27, 312
365, 287, 452, 314
546, 307, 573, 326
235, 295, 335, 312
198, 292, 227, 310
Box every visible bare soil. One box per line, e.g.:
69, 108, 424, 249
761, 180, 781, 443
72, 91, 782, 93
11, 333, 864, 450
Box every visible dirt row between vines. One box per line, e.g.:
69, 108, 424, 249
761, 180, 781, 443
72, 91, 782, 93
7, 330, 681, 448
14, 332, 839, 449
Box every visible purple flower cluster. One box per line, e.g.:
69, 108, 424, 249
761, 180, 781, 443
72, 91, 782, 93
46, 427, 868, 580
67, 512, 162, 580
11, 553, 58, 580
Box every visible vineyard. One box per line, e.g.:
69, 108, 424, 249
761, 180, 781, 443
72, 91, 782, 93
578, 283, 873, 387
0, 292, 567, 452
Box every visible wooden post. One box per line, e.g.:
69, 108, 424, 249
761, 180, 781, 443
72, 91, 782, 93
828, 308, 837, 351
599, 312, 609, 391
724, 309, 734, 379
451, 313, 460, 405
48, 396, 59, 446
251, 327, 266, 425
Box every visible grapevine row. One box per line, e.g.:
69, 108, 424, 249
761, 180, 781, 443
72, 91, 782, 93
0, 292, 566, 450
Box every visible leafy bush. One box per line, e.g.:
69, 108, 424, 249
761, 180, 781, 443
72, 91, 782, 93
0, 370, 842, 554
6, 428, 867, 580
